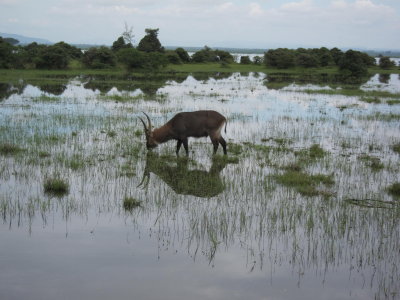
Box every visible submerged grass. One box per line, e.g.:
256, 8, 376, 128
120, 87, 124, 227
305, 88, 400, 99
388, 183, 400, 198
32, 95, 60, 102
43, 177, 69, 196
361, 113, 400, 121
123, 197, 141, 211
0, 143, 23, 155
393, 143, 400, 154
359, 96, 381, 104
387, 100, 400, 105
358, 155, 384, 171
274, 170, 334, 197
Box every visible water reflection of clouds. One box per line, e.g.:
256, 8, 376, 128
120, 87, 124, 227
361, 74, 400, 93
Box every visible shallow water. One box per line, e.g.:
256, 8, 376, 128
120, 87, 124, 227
1, 73, 399, 300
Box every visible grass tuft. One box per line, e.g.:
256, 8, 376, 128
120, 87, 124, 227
274, 170, 334, 197
387, 183, 400, 198
123, 197, 141, 211
44, 178, 69, 196
392, 143, 400, 154
0, 143, 23, 155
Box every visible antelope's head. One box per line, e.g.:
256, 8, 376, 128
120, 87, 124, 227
139, 112, 158, 150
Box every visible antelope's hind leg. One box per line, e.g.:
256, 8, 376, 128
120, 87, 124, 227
210, 137, 219, 154
219, 137, 227, 155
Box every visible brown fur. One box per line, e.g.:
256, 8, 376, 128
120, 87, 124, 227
140, 110, 227, 156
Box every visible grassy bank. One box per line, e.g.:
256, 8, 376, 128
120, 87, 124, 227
1, 63, 399, 81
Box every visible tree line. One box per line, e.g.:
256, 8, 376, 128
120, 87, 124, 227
0, 28, 397, 76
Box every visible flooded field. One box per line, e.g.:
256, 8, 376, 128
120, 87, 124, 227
1, 72, 400, 299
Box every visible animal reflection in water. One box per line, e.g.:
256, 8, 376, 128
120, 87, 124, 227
138, 153, 229, 198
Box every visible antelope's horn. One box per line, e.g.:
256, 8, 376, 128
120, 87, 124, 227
142, 112, 152, 131
138, 117, 148, 132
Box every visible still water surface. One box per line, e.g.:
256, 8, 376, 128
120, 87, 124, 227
0, 73, 399, 299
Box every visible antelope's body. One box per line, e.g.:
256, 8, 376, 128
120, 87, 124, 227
139, 110, 227, 155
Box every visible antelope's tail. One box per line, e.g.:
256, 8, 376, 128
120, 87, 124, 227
224, 119, 227, 134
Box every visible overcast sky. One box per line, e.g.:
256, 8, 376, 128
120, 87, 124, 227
1, 0, 400, 49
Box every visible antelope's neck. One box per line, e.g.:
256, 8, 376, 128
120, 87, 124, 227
152, 125, 172, 144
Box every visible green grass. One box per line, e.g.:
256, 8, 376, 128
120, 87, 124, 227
387, 183, 400, 198
32, 95, 60, 102
359, 96, 381, 104
0, 143, 23, 155
305, 88, 400, 99
274, 170, 334, 196
290, 144, 327, 169
362, 113, 400, 121
2, 64, 399, 83
393, 143, 400, 154
387, 100, 400, 105
123, 197, 141, 211
358, 155, 384, 171
43, 177, 69, 196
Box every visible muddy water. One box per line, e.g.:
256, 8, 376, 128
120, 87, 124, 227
0, 73, 399, 299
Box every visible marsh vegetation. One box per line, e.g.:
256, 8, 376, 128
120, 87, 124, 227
0, 71, 399, 300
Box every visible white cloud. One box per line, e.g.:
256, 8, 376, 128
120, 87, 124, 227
248, 3, 263, 17
1, 0, 400, 48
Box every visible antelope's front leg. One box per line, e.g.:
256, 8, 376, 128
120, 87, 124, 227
176, 140, 182, 156
182, 138, 189, 156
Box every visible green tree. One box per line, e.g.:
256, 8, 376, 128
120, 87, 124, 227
137, 28, 164, 53
240, 56, 251, 64
175, 48, 190, 63
116, 48, 146, 69
296, 53, 318, 68
0, 37, 15, 68
4, 37, 19, 45
316, 47, 333, 66
82, 47, 116, 69
192, 46, 217, 63
165, 51, 181, 64
330, 47, 343, 66
339, 50, 370, 77
378, 56, 395, 69
116, 48, 168, 70
143, 52, 168, 69
36, 45, 69, 69
264, 48, 295, 69
112, 36, 132, 52
191, 46, 233, 63
214, 50, 234, 63
53, 42, 82, 59
253, 56, 263, 65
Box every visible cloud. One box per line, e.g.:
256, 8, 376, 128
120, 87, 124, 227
1, 0, 399, 48
248, 3, 263, 17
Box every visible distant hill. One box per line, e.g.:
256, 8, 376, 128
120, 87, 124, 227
0, 32, 53, 45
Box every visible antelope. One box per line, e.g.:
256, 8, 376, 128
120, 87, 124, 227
139, 110, 227, 156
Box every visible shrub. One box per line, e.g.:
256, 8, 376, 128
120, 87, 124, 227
379, 56, 395, 69
165, 51, 181, 64
175, 47, 190, 62
36, 45, 69, 69
240, 56, 251, 64
82, 47, 116, 69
